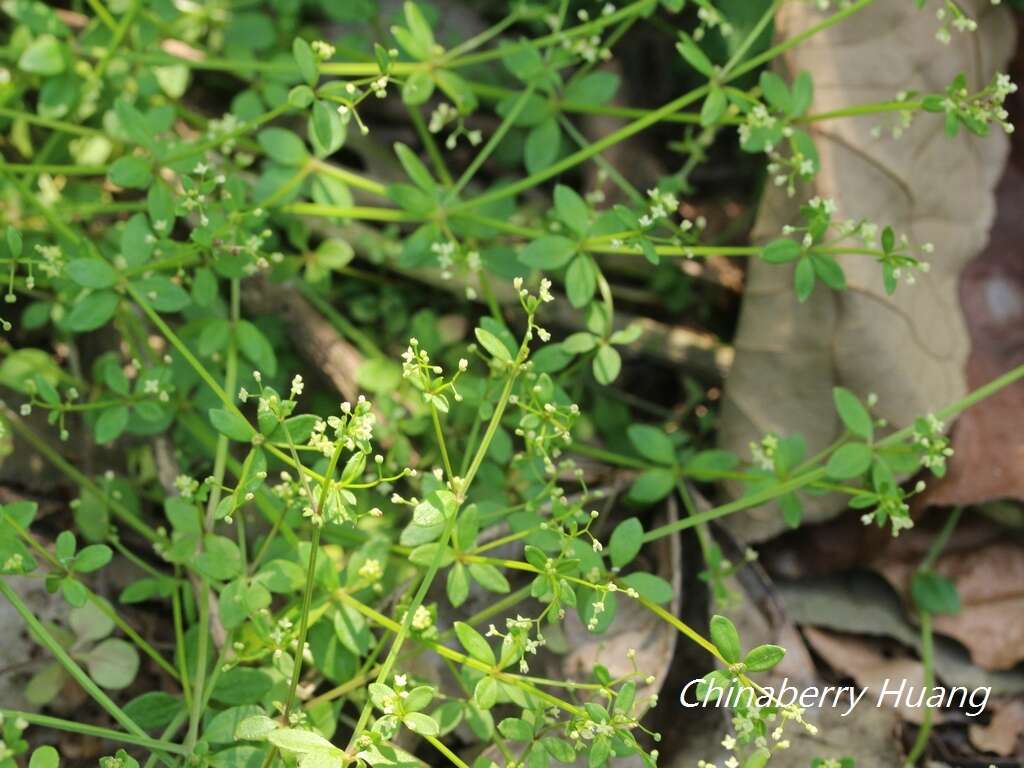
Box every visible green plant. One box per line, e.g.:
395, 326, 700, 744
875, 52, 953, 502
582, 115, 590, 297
0, 0, 1018, 766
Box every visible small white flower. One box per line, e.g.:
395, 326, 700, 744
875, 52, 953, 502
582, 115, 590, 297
311, 40, 336, 59
411, 605, 432, 630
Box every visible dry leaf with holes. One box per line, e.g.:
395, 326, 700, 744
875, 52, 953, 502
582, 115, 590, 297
875, 539, 1024, 670
923, 165, 1024, 506
969, 697, 1024, 757
802, 626, 933, 725
718, 0, 1014, 541
776, 570, 1024, 694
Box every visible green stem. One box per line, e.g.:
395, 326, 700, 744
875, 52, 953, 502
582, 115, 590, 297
7, 514, 177, 680
0, 581, 159, 745
0, 108, 103, 136
676, 480, 716, 581
431, 406, 454, 478
643, 362, 1024, 542
143, 707, 189, 768
163, 103, 293, 165
450, 85, 708, 214
172, 582, 192, 707
0, 163, 106, 175
346, 343, 529, 748
904, 612, 934, 767
297, 283, 384, 358
304, 585, 531, 709
449, 0, 655, 69
282, 441, 345, 720
345, 512, 458, 749
451, 0, 874, 216
569, 440, 647, 469
799, 100, 924, 124
127, 286, 234, 411
447, 78, 540, 201
729, 0, 874, 81
177, 410, 299, 550
0, 406, 158, 542
407, 105, 453, 186
635, 595, 720, 660
131, 286, 320, 481
0, 709, 188, 756
920, 507, 962, 572
183, 582, 210, 752
310, 159, 389, 197
905, 506, 961, 766
439, 9, 520, 63
94, 0, 140, 79
280, 203, 415, 222
721, 0, 780, 76
336, 590, 581, 716
185, 282, 239, 753
85, 0, 117, 31
426, 735, 471, 768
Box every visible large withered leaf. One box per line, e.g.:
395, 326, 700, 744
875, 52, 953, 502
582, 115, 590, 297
718, 0, 1014, 541
923, 169, 1024, 504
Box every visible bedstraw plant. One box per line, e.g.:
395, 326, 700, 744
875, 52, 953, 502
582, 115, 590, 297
0, 0, 1018, 767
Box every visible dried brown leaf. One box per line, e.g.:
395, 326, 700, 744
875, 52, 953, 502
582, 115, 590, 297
718, 0, 1014, 541
969, 697, 1024, 757
803, 626, 933, 724
923, 166, 1024, 506
875, 539, 1024, 670
777, 571, 1024, 694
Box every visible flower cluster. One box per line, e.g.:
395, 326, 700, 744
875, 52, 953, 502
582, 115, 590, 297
512, 276, 555, 343
853, 480, 923, 537
311, 40, 335, 60
428, 102, 482, 149
766, 136, 816, 197
912, 413, 954, 475
556, 7, 616, 63
877, 232, 931, 291
778, 197, 931, 295
240, 370, 296, 424
692, 1, 734, 40
512, 387, 578, 470
430, 238, 482, 284
738, 105, 780, 152
302, 480, 353, 527
400, 337, 468, 414
749, 434, 779, 471
308, 396, 377, 456
929, 71, 1017, 136
358, 557, 384, 583
330, 60, 398, 137
933, 1, 978, 45
869, 90, 919, 140
174, 474, 200, 498
701, 681, 819, 768
486, 614, 548, 673
638, 187, 681, 229
33, 243, 64, 281
563, 692, 654, 766
408, 604, 433, 631
204, 111, 243, 155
